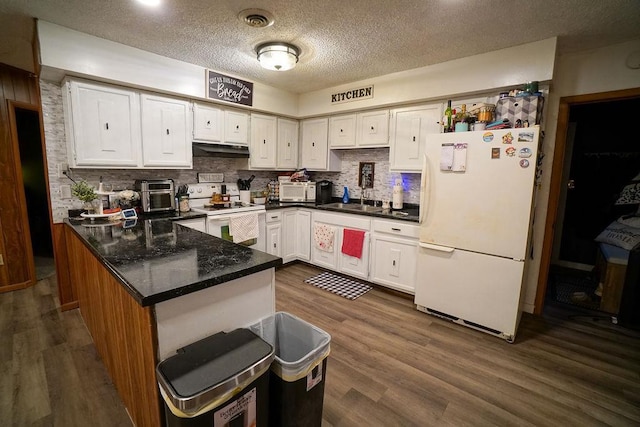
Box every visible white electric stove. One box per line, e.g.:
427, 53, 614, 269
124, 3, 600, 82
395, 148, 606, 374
187, 182, 266, 251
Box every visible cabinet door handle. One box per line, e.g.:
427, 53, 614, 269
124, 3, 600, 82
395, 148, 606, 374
105, 122, 109, 130
166, 129, 170, 135
391, 227, 401, 232
273, 243, 277, 248
206, 120, 211, 125
392, 260, 396, 266
263, 139, 266, 144
371, 126, 375, 130
340, 128, 343, 133
412, 136, 416, 142
236, 125, 240, 130
312, 142, 315, 147
271, 216, 278, 219
287, 142, 290, 147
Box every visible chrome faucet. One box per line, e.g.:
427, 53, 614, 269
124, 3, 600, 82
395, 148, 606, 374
360, 185, 366, 205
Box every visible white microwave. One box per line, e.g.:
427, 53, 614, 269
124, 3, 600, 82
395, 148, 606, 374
279, 182, 316, 202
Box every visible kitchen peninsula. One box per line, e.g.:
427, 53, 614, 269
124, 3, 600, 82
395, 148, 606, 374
64, 216, 282, 427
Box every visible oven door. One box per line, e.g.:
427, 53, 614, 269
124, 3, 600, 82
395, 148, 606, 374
205, 212, 266, 252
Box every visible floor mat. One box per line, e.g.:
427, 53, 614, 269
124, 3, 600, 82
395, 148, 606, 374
548, 267, 600, 311
304, 272, 372, 300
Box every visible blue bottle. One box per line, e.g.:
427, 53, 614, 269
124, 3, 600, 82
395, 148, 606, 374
342, 186, 349, 204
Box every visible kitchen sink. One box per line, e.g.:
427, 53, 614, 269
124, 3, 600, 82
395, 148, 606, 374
322, 202, 383, 213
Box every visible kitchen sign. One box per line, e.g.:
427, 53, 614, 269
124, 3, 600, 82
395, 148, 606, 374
331, 85, 374, 104
206, 70, 253, 106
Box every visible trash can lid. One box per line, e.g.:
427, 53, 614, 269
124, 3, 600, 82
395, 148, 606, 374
157, 328, 274, 416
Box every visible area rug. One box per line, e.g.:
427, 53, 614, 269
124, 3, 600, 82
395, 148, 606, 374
304, 272, 372, 300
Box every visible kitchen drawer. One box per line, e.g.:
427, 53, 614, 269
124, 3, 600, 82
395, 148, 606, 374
266, 211, 282, 223
372, 219, 420, 238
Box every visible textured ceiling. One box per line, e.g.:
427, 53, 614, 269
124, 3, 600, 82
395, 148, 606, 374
1, 0, 640, 93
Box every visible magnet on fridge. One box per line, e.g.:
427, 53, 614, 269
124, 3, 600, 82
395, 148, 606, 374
440, 143, 454, 171
505, 146, 516, 157
518, 148, 532, 158
482, 132, 494, 142
517, 132, 534, 142
491, 147, 501, 159
502, 132, 514, 144
520, 159, 530, 168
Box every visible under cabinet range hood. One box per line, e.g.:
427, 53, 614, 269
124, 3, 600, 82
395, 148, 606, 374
192, 142, 250, 158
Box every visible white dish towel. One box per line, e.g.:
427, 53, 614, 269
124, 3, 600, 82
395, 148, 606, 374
229, 213, 259, 244
313, 223, 335, 252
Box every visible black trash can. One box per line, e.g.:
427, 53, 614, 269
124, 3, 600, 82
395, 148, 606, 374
156, 328, 274, 427
250, 312, 331, 427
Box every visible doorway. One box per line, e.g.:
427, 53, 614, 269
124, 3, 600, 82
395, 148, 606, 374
535, 88, 640, 315
11, 105, 54, 281
556, 98, 640, 269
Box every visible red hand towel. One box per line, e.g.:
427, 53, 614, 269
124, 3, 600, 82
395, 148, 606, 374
341, 228, 365, 259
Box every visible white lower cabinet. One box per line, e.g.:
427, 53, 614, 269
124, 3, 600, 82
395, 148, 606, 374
311, 211, 370, 279
370, 219, 419, 293
265, 211, 282, 257
338, 232, 370, 280
282, 209, 310, 263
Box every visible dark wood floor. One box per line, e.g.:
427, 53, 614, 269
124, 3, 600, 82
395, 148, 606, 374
2, 262, 640, 426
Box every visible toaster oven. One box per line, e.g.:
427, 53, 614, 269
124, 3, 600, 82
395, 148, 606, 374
279, 182, 316, 202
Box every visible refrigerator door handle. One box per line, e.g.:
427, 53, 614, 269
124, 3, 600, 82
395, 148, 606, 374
419, 242, 455, 253
419, 153, 429, 224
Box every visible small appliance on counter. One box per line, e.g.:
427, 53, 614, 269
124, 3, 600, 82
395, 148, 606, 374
134, 179, 175, 213
316, 180, 333, 205
279, 181, 316, 202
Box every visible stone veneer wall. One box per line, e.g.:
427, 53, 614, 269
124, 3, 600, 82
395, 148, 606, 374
40, 80, 421, 223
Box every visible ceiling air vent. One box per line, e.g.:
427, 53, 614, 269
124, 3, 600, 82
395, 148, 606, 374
238, 9, 274, 28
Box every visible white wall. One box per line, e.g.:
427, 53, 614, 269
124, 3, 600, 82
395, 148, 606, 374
520, 38, 640, 313
37, 21, 299, 117
298, 38, 557, 117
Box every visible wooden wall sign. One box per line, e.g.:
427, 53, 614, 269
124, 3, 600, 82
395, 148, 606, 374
206, 70, 253, 106
331, 85, 374, 104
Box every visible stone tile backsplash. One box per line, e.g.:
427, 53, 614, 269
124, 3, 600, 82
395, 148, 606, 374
40, 80, 421, 223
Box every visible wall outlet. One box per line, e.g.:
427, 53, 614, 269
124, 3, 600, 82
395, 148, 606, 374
57, 163, 69, 179
60, 184, 72, 199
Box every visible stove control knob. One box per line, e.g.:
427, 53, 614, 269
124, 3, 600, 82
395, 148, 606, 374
188, 187, 194, 193
197, 187, 202, 193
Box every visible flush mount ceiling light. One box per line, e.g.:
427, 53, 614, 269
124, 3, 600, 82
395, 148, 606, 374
256, 42, 300, 71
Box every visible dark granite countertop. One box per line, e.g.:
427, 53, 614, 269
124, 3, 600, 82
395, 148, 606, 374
64, 216, 282, 307
264, 200, 420, 223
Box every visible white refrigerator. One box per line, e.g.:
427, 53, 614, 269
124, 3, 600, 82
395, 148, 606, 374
414, 127, 540, 342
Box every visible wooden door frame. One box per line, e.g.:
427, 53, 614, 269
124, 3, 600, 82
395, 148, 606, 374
3, 100, 50, 291
534, 87, 640, 314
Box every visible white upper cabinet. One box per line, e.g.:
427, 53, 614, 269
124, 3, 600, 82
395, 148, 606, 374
329, 114, 357, 148
389, 103, 442, 172
357, 109, 389, 147
224, 109, 249, 145
140, 93, 192, 168
300, 117, 340, 171
329, 110, 389, 149
277, 118, 299, 170
63, 79, 141, 168
193, 102, 223, 142
250, 113, 278, 169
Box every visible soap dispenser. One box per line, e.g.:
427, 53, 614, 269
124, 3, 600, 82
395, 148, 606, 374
342, 186, 349, 204
392, 179, 403, 210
